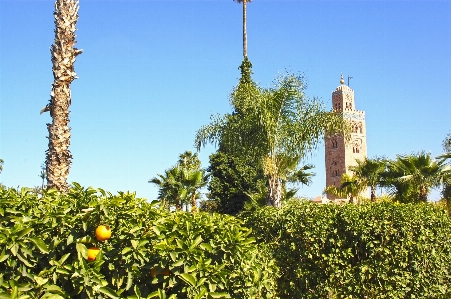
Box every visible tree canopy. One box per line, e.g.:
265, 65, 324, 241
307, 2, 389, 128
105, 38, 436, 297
196, 62, 348, 207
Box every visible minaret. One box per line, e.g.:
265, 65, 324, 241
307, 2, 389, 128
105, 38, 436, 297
325, 74, 367, 201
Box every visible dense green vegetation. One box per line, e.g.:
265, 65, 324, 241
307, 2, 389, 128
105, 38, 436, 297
0, 184, 277, 298
241, 200, 451, 299
2, 184, 451, 298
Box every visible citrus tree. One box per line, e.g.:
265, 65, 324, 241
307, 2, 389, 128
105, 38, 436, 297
0, 183, 278, 298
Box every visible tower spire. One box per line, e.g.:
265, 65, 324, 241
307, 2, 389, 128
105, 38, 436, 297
340, 73, 345, 85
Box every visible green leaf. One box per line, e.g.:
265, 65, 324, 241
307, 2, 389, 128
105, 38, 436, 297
126, 271, 133, 291
131, 240, 139, 249
169, 251, 178, 262
35, 277, 49, 286
121, 247, 133, 255
29, 237, 49, 254
199, 243, 212, 252
17, 228, 33, 239
189, 235, 203, 250
11, 286, 18, 299
179, 273, 196, 286
98, 287, 120, 299
209, 292, 231, 298
76, 243, 88, 260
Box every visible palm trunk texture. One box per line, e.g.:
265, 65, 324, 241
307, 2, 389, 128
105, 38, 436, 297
267, 176, 282, 208
370, 185, 376, 202
242, 0, 247, 58
45, 0, 82, 192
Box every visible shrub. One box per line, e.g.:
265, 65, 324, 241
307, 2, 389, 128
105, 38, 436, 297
240, 200, 451, 299
0, 183, 278, 298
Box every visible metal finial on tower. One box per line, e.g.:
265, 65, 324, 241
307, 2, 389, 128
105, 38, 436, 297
340, 74, 345, 85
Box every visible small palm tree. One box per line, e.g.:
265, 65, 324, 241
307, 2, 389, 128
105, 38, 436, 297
325, 173, 366, 204
349, 157, 386, 202
233, 0, 252, 58
181, 168, 209, 212
149, 166, 184, 211
149, 151, 208, 212
41, 0, 83, 193
384, 152, 447, 202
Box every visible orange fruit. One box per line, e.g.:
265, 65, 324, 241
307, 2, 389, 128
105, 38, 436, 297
95, 225, 112, 241
87, 247, 100, 262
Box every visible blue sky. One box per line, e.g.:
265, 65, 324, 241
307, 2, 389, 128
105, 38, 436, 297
1, 0, 450, 201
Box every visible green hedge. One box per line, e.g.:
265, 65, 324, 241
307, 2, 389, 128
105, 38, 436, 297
0, 184, 278, 299
240, 200, 451, 299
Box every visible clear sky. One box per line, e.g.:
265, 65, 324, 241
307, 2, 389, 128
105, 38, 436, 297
1, 0, 450, 201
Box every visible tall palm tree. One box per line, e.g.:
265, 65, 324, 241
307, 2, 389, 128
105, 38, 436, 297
233, 0, 252, 58
196, 72, 348, 207
349, 157, 386, 202
41, 0, 83, 193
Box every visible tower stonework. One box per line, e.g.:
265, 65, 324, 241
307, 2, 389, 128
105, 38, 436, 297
325, 75, 367, 201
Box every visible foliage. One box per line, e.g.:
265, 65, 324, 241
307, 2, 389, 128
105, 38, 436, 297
349, 157, 386, 202
206, 151, 265, 215
196, 67, 348, 207
324, 173, 367, 203
149, 151, 208, 212
240, 200, 451, 299
381, 152, 448, 203
0, 183, 278, 298
442, 131, 451, 153
0, 158, 3, 174
439, 131, 451, 216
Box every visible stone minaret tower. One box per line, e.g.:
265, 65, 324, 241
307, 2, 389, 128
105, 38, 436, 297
325, 74, 367, 201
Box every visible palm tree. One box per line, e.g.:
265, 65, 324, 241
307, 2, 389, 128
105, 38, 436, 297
233, 0, 252, 58
149, 151, 208, 212
181, 168, 209, 212
41, 0, 83, 193
196, 72, 348, 207
384, 152, 447, 202
438, 132, 451, 215
324, 173, 366, 204
39, 163, 46, 189
149, 166, 184, 211
349, 157, 386, 202
0, 158, 3, 174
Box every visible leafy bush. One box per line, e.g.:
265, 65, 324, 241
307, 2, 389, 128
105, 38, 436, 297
240, 200, 451, 299
0, 183, 278, 298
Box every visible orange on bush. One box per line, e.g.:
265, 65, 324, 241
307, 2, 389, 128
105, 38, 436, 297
95, 225, 112, 241
87, 247, 100, 262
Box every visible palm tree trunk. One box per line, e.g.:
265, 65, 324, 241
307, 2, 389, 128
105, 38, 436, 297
370, 185, 376, 202
242, 0, 247, 58
191, 193, 197, 213
45, 0, 82, 193
175, 197, 181, 211
267, 175, 282, 207
419, 185, 428, 202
